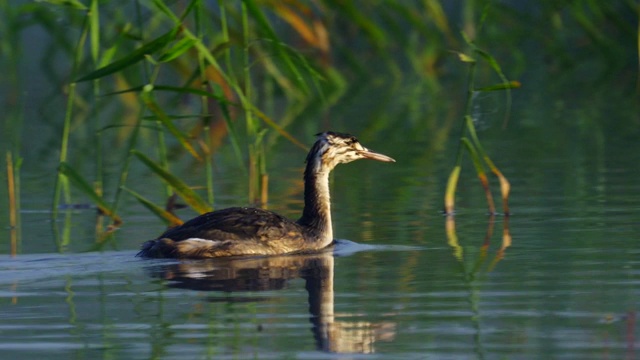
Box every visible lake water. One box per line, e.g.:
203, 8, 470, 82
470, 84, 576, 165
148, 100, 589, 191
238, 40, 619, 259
2, 114, 639, 358
2, 3, 640, 359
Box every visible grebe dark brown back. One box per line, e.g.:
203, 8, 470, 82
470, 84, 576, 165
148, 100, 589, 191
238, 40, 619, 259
137, 131, 395, 259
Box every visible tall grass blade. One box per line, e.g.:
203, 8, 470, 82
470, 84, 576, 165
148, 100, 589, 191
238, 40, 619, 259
41, 0, 87, 10
109, 109, 144, 217
461, 137, 496, 214
58, 162, 122, 225
158, 37, 198, 63
475, 81, 521, 92
52, 82, 77, 219
243, 0, 309, 94
193, 0, 215, 205
104, 84, 233, 103
121, 187, 183, 226
482, 157, 511, 215
464, 116, 510, 215
210, 84, 245, 171
141, 90, 202, 161
133, 150, 212, 214
76, 28, 179, 82
250, 104, 307, 150
473, 48, 514, 128
151, 0, 181, 23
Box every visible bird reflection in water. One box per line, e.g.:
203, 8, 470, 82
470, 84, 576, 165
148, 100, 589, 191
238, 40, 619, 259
145, 249, 395, 354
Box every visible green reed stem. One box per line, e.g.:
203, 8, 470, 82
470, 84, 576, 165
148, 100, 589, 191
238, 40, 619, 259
219, 0, 235, 84
52, 82, 76, 217
146, 66, 173, 198
110, 1, 153, 218
196, 0, 214, 205
89, 0, 104, 201
110, 108, 145, 217
155, 118, 171, 198
242, 1, 259, 203
53, 8, 92, 221
444, 57, 477, 214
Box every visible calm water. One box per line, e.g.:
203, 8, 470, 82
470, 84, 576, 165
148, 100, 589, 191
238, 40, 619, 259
2, 3, 640, 359
2, 124, 639, 359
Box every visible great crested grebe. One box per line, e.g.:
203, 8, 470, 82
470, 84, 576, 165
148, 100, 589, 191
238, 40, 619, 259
137, 131, 395, 259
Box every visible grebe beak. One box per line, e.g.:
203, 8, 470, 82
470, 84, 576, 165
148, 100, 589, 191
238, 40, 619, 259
361, 149, 396, 163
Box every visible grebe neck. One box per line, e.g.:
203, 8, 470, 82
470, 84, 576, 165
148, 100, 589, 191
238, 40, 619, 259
297, 162, 333, 248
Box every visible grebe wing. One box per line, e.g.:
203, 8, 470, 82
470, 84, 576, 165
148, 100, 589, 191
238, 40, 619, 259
158, 207, 300, 242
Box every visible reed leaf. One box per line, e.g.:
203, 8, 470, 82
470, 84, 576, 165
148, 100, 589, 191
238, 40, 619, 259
249, 104, 307, 150
41, 0, 87, 10
210, 84, 246, 173
473, 48, 514, 127
180, 0, 200, 21
481, 157, 511, 215
121, 187, 183, 226
151, 0, 181, 24
243, 0, 309, 94
474, 48, 510, 86
158, 37, 198, 63
57, 162, 122, 224
104, 84, 233, 104
76, 27, 179, 82
132, 150, 212, 214
460, 137, 485, 178
460, 137, 496, 214
455, 51, 476, 63
140, 90, 202, 160
105, 0, 248, 171
475, 81, 521, 92
464, 116, 509, 214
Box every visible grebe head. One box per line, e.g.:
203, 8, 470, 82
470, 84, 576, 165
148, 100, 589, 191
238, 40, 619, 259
306, 131, 395, 172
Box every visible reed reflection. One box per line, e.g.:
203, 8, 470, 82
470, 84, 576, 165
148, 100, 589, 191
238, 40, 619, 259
446, 215, 511, 273
146, 249, 395, 353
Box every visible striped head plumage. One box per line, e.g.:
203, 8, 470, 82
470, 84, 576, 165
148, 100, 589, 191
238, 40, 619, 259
305, 131, 395, 173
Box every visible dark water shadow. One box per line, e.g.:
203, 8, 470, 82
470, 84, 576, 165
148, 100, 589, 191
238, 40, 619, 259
142, 240, 403, 354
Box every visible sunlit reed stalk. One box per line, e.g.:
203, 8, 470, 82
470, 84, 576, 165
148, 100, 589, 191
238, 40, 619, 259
6, 152, 18, 257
